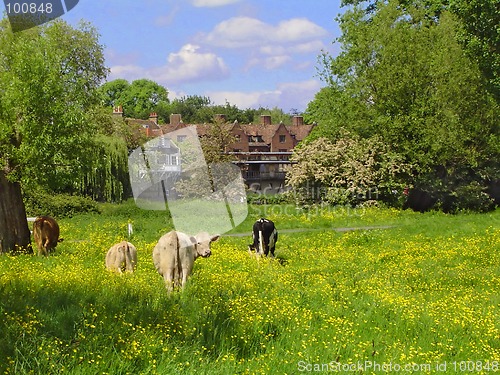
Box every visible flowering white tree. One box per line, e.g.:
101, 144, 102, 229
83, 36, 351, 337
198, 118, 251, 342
287, 133, 410, 205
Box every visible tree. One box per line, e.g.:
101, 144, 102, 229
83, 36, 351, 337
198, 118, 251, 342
98, 78, 129, 107
305, 0, 499, 210
287, 133, 410, 206
449, 0, 500, 101
0, 18, 108, 253
175, 118, 236, 198
99, 79, 169, 119
341, 0, 500, 101
166, 95, 212, 123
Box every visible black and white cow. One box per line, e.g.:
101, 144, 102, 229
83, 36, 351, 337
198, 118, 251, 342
248, 218, 278, 257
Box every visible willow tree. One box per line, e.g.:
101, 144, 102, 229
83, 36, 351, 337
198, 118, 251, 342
0, 18, 108, 253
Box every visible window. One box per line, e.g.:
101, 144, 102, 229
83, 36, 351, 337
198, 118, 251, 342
171, 155, 178, 165
177, 135, 186, 143
279, 135, 286, 143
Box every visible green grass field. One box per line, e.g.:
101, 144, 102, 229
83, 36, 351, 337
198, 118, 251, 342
1, 202, 499, 374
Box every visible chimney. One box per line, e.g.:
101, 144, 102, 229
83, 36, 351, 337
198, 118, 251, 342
214, 114, 226, 123
112, 105, 123, 117
149, 112, 158, 124
170, 113, 182, 126
292, 115, 304, 126
260, 115, 271, 126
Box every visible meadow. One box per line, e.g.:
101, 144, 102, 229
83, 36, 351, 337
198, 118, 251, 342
0, 202, 499, 374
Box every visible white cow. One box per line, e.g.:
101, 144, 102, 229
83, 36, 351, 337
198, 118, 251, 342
152, 230, 219, 292
105, 241, 138, 273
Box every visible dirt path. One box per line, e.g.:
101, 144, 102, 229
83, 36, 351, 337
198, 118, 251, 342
224, 225, 395, 237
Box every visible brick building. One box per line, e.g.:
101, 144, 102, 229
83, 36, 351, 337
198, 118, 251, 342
114, 107, 315, 193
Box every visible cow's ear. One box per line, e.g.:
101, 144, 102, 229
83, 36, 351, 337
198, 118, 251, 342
189, 236, 197, 245
210, 235, 220, 242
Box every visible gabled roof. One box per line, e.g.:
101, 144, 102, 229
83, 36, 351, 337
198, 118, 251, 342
121, 111, 316, 146
125, 118, 161, 130
285, 125, 316, 141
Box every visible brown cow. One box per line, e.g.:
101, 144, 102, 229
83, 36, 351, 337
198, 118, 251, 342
33, 216, 62, 256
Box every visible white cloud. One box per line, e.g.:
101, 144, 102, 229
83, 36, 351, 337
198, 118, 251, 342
207, 91, 268, 109
200, 16, 328, 73
154, 5, 181, 27
109, 44, 229, 85
110, 64, 146, 77
205, 79, 323, 111
246, 55, 292, 70
202, 16, 328, 49
190, 0, 242, 7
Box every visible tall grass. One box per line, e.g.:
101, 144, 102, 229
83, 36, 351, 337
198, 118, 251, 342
0, 201, 499, 374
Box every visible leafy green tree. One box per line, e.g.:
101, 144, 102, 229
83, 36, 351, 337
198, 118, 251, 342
305, 0, 499, 210
0, 18, 108, 253
166, 95, 212, 123
165, 96, 263, 124
99, 79, 169, 119
98, 78, 129, 107
254, 106, 294, 125
341, 0, 500, 101
449, 0, 500, 101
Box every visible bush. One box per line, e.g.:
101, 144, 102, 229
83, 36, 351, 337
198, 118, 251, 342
24, 190, 100, 218
287, 134, 410, 207
442, 181, 495, 213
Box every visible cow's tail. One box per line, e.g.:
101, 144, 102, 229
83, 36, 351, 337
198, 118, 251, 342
123, 241, 134, 271
258, 229, 264, 255
175, 232, 183, 288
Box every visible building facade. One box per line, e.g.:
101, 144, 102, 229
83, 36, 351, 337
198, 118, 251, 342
114, 108, 315, 194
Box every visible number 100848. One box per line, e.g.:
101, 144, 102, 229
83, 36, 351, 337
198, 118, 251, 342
6, 2, 53, 14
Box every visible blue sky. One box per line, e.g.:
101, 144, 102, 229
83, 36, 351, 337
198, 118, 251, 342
3, 0, 343, 112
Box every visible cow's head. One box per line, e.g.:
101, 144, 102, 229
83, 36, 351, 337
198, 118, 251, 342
192, 232, 220, 258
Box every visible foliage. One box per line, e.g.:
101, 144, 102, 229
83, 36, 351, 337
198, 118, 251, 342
164, 95, 297, 125
79, 134, 130, 202
449, 0, 500, 102
0, 18, 108, 188
99, 78, 169, 119
0, 205, 499, 373
441, 181, 495, 213
23, 190, 100, 218
287, 134, 410, 206
341, 0, 500, 101
304, 0, 499, 211
92, 105, 147, 151
174, 120, 237, 199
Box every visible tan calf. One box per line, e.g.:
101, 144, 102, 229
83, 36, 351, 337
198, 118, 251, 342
106, 241, 138, 273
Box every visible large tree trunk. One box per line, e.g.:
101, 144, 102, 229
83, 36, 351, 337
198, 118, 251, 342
0, 171, 32, 254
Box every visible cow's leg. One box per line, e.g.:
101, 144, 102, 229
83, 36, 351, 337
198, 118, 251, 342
180, 269, 188, 289
39, 242, 48, 256
180, 262, 193, 289
164, 268, 175, 293
258, 231, 264, 255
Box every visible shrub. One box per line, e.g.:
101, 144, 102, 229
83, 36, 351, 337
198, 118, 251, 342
287, 134, 410, 206
442, 181, 495, 213
24, 189, 100, 218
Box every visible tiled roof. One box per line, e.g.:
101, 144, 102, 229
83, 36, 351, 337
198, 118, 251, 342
124, 114, 316, 147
